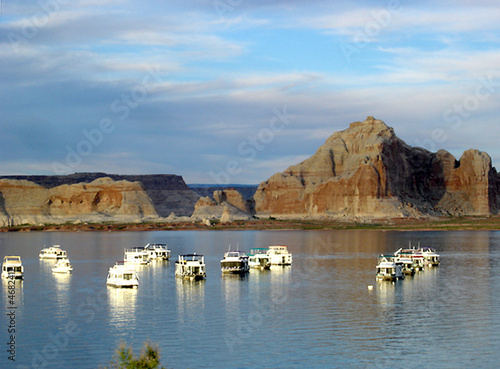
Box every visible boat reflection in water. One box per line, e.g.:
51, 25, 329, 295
176, 278, 205, 327
175, 254, 206, 281
108, 286, 138, 329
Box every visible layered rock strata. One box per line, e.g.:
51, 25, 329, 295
0, 173, 200, 217
254, 117, 498, 218
0, 177, 158, 226
191, 189, 253, 221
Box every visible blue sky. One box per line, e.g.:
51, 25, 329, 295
1, 0, 500, 184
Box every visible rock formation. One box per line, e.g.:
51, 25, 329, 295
191, 189, 253, 221
0, 177, 158, 226
254, 117, 499, 218
0, 173, 200, 217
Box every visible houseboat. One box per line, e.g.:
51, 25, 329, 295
106, 263, 139, 288
52, 258, 73, 274
394, 247, 424, 272
248, 248, 271, 270
396, 257, 416, 276
175, 254, 206, 281
124, 247, 149, 265
144, 243, 171, 261
376, 255, 404, 281
267, 245, 293, 265
1, 256, 24, 279
419, 246, 440, 267
39, 245, 68, 260
220, 251, 250, 274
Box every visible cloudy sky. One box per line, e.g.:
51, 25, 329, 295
1, 0, 500, 184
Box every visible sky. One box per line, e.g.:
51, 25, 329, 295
1, 0, 500, 184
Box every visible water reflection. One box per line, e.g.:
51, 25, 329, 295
108, 287, 138, 329
1, 278, 24, 307
52, 272, 72, 314
176, 278, 205, 322
39, 259, 57, 274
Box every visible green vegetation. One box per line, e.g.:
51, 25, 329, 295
101, 341, 165, 369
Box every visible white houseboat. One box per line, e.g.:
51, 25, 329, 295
106, 263, 139, 288
175, 254, 206, 281
419, 246, 440, 267
394, 248, 424, 272
1, 256, 24, 279
52, 258, 73, 274
220, 251, 250, 274
39, 245, 68, 260
144, 243, 171, 261
267, 245, 292, 265
396, 257, 416, 276
376, 255, 404, 281
248, 248, 271, 270
124, 247, 149, 265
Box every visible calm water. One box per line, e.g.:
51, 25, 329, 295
1, 230, 499, 368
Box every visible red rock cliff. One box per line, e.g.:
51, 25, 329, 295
254, 117, 498, 217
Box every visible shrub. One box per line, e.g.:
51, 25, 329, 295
102, 340, 165, 369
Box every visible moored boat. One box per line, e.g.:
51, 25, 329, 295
376, 255, 404, 281
220, 251, 250, 274
394, 248, 424, 272
124, 247, 149, 265
419, 246, 440, 267
1, 256, 24, 279
267, 245, 292, 265
52, 258, 73, 274
396, 257, 416, 276
106, 262, 139, 288
175, 254, 206, 281
144, 243, 171, 260
39, 245, 68, 260
248, 248, 271, 270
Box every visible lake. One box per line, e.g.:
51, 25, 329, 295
1, 230, 499, 368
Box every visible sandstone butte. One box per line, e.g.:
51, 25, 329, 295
253, 116, 499, 218
0, 177, 159, 227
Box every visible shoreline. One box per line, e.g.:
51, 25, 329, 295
2, 215, 500, 232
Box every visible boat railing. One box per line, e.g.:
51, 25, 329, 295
124, 247, 146, 253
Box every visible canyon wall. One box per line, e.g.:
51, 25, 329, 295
0, 177, 159, 226
254, 117, 498, 218
0, 173, 200, 217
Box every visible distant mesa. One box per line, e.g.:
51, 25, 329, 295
0, 173, 200, 226
191, 189, 254, 222
1, 116, 498, 227
253, 116, 499, 218
0, 177, 158, 227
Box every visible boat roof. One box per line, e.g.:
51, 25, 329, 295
269, 245, 288, 248
125, 247, 146, 252
3, 256, 22, 262
3, 256, 22, 266
178, 253, 204, 260
145, 243, 168, 248
376, 261, 395, 267
249, 248, 269, 255
110, 263, 135, 271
